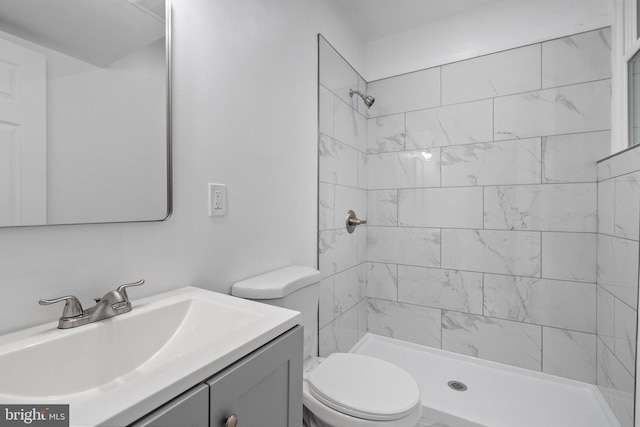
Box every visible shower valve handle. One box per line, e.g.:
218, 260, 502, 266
346, 210, 367, 233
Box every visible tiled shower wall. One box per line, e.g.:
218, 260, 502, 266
596, 146, 640, 427
364, 28, 612, 381
317, 36, 369, 353
318, 29, 622, 387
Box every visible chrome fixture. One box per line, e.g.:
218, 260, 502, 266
346, 210, 367, 233
447, 380, 468, 392
39, 280, 145, 329
349, 89, 375, 109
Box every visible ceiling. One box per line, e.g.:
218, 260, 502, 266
326, 0, 504, 42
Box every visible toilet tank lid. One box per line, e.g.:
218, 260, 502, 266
231, 265, 321, 299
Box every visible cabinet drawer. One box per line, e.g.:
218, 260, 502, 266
130, 383, 209, 427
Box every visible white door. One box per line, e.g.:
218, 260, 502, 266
0, 36, 46, 226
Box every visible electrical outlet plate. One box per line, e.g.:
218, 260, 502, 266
208, 183, 226, 216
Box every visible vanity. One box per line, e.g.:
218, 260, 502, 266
132, 325, 302, 427
0, 287, 303, 426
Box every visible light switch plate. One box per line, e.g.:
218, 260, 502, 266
208, 183, 226, 216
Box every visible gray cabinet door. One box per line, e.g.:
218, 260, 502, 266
207, 326, 303, 427
130, 383, 209, 427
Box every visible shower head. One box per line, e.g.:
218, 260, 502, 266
349, 89, 375, 109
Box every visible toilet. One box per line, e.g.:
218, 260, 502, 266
232, 266, 423, 427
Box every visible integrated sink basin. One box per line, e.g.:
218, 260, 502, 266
0, 286, 301, 426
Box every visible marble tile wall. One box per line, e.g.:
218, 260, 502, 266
318, 36, 369, 355
318, 30, 631, 426
596, 145, 640, 427
364, 28, 611, 385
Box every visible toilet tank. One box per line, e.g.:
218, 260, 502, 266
232, 266, 321, 359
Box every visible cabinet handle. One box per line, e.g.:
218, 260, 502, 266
225, 414, 238, 427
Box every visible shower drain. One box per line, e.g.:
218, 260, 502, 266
447, 380, 468, 391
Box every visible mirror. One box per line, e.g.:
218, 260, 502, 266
0, 0, 171, 227
630, 49, 640, 147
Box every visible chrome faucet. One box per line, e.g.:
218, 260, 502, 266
39, 280, 145, 329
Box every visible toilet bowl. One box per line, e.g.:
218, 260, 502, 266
232, 266, 423, 427
303, 354, 422, 427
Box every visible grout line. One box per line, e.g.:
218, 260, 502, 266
540, 326, 544, 373
539, 231, 543, 278
439, 66, 443, 107
540, 42, 543, 90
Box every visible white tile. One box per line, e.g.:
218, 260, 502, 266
367, 262, 398, 300
357, 262, 367, 296
357, 299, 368, 340
334, 186, 366, 230
597, 178, 615, 235
367, 114, 405, 153
368, 148, 441, 190
541, 232, 596, 283
319, 134, 359, 187
319, 322, 338, 357
398, 187, 483, 228
614, 299, 637, 374
597, 234, 639, 309
319, 229, 358, 278
333, 266, 366, 317
542, 131, 610, 183
405, 100, 493, 149
368, 226, 440, 268
442, 44, 541, 105
367, 67, 440, 117
484, 183, 597, 232
494, 80, 611, 140
483, 275, 596, 332
357, 225, 367, 265
597, 286, 615, 350
336, 306, 360, 352
442, 138, 542, 187
542, 328, 596, 383
319, 276, 335, 328
319, 183, 334, 231
398, 265, 483, 314
334, 97, 367, 153
319, 85, 334, 137
614, 171, 640, 241
597, 338, 634, 393
597, 145, 640, 181
367, 298, 442, 347
319, 306, 360, 356
442, 311, 542, 371
542, 29, 612, 88
367, 189, 398, 226
441, 229, 541, 277
358, 150, 367, 189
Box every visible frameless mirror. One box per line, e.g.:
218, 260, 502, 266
0, 0, 171, 227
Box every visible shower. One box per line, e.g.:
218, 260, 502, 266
349, 89, 375, 108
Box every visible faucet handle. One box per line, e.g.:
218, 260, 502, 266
39, 296, 84, 318
116, 279, 145, 303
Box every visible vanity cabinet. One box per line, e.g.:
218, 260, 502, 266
130, 325, 302, 427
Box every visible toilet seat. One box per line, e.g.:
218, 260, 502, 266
307, 353, 421, 422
